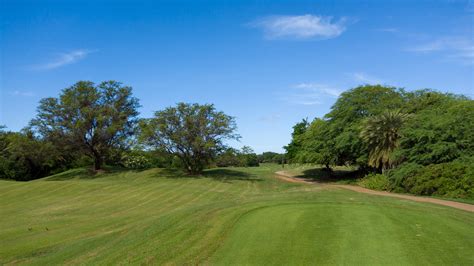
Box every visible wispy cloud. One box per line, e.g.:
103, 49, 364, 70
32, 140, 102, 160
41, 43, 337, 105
31, 49, 96, 70
292, 99, 322, 106
376, 28, 398, 33
293, 83, 342, 97
10, 90, 35, 97
284, 83, 342, 105
259, 114, 282, 123
407, 36, 473, 64
251, 15, 348, 40
348, 72, 383, 85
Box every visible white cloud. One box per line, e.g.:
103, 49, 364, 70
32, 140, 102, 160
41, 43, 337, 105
284, 83, 341, 105
251, 15, 348, 40
298, 100, 322, 105
293, 83, 342, 97
376, 28, 398, 33
285, 92, 322, 106
32, 49, 96, 70
10, 90, 35, 97
259, 114, 282, 123
408, 36, 473, 64
349, 72, 383, 85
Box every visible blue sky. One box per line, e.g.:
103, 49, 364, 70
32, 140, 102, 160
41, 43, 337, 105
1, 0, 473, 153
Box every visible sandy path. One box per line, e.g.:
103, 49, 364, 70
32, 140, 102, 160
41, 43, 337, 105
275, 171, 474, 213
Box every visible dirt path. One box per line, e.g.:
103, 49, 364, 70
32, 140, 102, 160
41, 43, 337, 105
275, 171, 474, 213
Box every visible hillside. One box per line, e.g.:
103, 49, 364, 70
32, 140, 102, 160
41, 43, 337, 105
1, 165, 473, 265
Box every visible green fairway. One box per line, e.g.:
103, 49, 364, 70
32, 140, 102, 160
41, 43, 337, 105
1, 165, 473, 265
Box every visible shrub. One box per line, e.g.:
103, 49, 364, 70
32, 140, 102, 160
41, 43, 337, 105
243, 153, 260, 167
358, 173, 390, 191
386, 162, 422, 193
387, 158, 474, 199
0, 132, 66, 181
121, 154, 151, 169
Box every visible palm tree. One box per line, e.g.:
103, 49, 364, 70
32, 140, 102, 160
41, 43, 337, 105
360, 110, 410, 172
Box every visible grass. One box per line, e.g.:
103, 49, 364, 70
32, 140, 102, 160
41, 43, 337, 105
1, 165, 473, 265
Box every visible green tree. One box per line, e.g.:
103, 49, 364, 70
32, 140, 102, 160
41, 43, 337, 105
284, 119, 309, 163
215, 148, 241, 167
0, 130, 64, 180
240, 146, 259, 167
31, 81, 140, 170
360, 110, 410, 171
300, 118, 337, 170
324, 85, 405, 166
139, 103, 239, 174
258, 151, 285, 164
397, 93, 474, 165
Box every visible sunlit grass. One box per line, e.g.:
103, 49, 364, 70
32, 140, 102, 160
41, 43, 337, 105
1, 165, 473, 265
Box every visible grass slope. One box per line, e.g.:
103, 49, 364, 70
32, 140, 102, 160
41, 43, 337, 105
0, 165, 473, 265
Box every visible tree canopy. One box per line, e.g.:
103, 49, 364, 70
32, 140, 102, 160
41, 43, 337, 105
139, 103, 239, 174
286, 85, 474, 198
287, 85, 473, 170
30, 81, 140, 170
283, 119, 309, 163
360, 110, 410, 171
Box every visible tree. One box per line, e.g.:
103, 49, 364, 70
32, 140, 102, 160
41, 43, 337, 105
284, 119, 309, 163
300, 118, 337, 170
360, 110, 410, 171
258, 152, 285, 164
31, 81, 140, 170
397, 93, 474, 165
139, 103, 239, 174
215, 148, 242, 167
239, 146, 259, 167
0, 129, 64, 181
324, 85, 405, 166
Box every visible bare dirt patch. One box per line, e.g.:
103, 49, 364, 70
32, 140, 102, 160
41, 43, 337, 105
275, 171, 474, 212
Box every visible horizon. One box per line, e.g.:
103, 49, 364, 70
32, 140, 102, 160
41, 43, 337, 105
1, 0, 473, 153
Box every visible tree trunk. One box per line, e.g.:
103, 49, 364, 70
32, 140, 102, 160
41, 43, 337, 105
188, 164, 203, 175
93, 152, 103, 171
325, 163, 331, 171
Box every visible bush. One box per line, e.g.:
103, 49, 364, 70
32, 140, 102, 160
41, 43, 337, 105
121, 154, 151, 169
358, 173, 390, 191
386, 162, 422, 193
243, 153, 260, 167
0, 132, 66, 181
387, 158, 474, 199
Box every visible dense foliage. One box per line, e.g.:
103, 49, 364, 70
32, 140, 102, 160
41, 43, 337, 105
386, 158, 474, 199
257, 151, 285, 164
360, 110, 410, 171
30, 81, 140, 170
0, 129, 66, 180
287, 85, 474, 198
283, 119, 308, 163
139, 103, 240, 174
215, 146, 260, 167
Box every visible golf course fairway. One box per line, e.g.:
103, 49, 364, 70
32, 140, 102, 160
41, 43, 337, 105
1, 165, 473, 265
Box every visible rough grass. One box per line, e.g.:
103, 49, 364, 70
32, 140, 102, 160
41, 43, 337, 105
0, 165, 473, 265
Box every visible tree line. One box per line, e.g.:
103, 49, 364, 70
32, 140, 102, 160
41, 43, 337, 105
285, 85, 473, 199
0, 81, 283, 180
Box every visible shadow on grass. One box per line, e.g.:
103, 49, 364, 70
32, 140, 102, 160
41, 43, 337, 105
297, 168, 363, 184
154, 168, 262, 183
45, 166, 261, 183
202, 168, 262, 183
44, 166, 147, 181
45, 168, 98, 181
